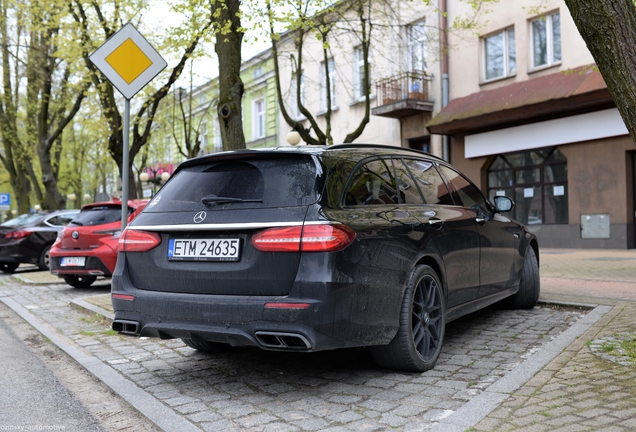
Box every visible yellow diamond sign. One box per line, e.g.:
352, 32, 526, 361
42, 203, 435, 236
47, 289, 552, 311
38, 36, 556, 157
105, 38, 153, 84
89, 23, 167, 99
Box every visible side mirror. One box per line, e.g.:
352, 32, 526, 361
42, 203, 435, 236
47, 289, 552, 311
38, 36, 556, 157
493, 196, 514, 213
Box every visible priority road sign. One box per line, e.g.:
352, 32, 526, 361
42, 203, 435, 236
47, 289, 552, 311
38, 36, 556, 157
0, 193, 10, 211
88, 23, 167, 231
89, 23, 167, 100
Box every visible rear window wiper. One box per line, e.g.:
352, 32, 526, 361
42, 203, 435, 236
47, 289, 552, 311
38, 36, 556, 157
69, 221, 83, 226
201, 195, 263, 205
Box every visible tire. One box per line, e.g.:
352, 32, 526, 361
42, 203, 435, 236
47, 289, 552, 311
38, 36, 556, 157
0, 263, 19, 273
507, 247, 540, 309
37, 244, 53, 270
63, 275, 97, 288
370, 265, 446, 372
181, 338, 233, 353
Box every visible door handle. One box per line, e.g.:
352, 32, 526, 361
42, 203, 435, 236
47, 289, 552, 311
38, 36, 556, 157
428, 218, 444, 228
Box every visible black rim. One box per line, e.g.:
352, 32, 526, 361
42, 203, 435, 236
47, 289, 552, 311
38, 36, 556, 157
411, 274, 443, 361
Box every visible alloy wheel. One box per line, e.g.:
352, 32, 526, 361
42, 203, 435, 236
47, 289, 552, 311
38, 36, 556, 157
411, 274, 443, 362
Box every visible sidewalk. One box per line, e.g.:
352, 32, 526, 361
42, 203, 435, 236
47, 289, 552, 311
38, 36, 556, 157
476, 249, 636, 431
6, 248, 636, 431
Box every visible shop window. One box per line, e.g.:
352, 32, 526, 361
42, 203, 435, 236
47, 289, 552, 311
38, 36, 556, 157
487, 147, 567, 225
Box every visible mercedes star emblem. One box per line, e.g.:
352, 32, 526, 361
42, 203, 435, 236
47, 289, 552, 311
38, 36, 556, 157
193, 211, 207, 224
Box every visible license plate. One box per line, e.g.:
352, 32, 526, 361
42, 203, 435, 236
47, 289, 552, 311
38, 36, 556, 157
60, 257, 86, 267
168, 238, 241, 261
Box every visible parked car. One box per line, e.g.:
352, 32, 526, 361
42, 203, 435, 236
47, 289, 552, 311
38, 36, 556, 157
0, 209, 80, 273
49, 199, 149, 288
111, 144, 540, 372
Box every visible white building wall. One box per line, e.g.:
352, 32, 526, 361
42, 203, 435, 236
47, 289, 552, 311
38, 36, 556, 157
446, 0, 596, 100
276, 0, 438, 148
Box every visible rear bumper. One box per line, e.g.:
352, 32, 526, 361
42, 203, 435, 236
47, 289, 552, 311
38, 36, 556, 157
111, 254, 402, 352
50, 248, 115, 277
0, 242, 36, 264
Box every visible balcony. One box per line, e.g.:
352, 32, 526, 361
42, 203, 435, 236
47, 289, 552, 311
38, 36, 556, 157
372, 71, 434, 119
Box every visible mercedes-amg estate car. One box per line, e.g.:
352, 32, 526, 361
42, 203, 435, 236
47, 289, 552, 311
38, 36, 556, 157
111, 144, 540, 372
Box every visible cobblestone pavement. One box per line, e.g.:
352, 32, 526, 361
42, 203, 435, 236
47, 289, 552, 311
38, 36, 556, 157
472, 249, 636, 432
0, 266, 590, 432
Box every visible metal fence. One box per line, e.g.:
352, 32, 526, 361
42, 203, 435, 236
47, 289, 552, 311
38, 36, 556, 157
375, 71, 432, 106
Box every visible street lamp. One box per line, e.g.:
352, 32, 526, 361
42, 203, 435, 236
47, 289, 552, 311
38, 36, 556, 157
83, 193, 91, 202
286, 129, 301, 146
140, 168, 171, 197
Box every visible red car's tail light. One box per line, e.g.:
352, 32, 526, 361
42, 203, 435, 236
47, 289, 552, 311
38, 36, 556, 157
119, 229, 161, 252
94, 229, 122, 237
5, 230, 32, 239
252, 224, 355, 253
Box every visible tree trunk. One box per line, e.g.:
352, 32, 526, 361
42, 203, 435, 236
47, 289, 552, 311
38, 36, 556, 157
564, 0, 636, 144
214, 0, 246, 151
0, 0, 30, 213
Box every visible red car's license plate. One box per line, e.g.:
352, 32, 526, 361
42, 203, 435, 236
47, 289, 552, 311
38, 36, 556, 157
60, 257, 86, 267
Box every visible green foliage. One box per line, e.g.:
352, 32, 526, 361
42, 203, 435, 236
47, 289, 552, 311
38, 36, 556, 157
620, 336, 636, 362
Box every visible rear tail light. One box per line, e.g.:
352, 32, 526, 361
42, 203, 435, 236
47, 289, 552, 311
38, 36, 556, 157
119, 229, 161, 252
52, 230, 64, 247
252, 224, 355, 252
5, 230, 32, 239
94, 229, 122, 237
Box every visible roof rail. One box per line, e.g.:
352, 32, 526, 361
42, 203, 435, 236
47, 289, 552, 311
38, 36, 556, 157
328, 143, 443, 161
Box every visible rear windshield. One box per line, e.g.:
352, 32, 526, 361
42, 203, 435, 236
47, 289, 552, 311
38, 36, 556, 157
70, 205, 126, 226
144, 156, 318, 212
1, 213, 41, 227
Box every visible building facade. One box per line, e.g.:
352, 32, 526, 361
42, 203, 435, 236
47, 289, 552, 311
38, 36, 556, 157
274, 0, 439, 151
426, 0, 634, 249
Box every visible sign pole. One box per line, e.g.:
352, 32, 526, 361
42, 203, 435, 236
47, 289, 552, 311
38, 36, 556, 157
121, 98, 130, 232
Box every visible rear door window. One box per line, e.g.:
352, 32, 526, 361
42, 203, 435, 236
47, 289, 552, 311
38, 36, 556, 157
403, 159, 454, 205
145, 156, 318, 212
393, 158, 425, 204
344, 158, 399, 206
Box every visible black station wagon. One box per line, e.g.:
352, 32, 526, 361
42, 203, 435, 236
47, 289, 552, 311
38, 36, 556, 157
111, 144, 540, 372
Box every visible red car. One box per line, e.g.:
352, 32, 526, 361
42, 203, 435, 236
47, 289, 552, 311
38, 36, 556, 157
50, 199, 148, 288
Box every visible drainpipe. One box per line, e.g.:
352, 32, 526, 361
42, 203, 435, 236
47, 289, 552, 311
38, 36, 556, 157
441, 0, 450, 162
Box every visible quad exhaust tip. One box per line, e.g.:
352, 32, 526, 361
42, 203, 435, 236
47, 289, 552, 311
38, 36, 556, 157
112, 320, 140, 335
255, 331, 312, 350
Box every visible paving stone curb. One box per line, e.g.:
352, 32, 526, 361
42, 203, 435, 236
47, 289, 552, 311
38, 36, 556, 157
0, 296, 200, 432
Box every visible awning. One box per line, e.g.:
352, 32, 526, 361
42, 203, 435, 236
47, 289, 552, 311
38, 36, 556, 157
426, 65, 615, 136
